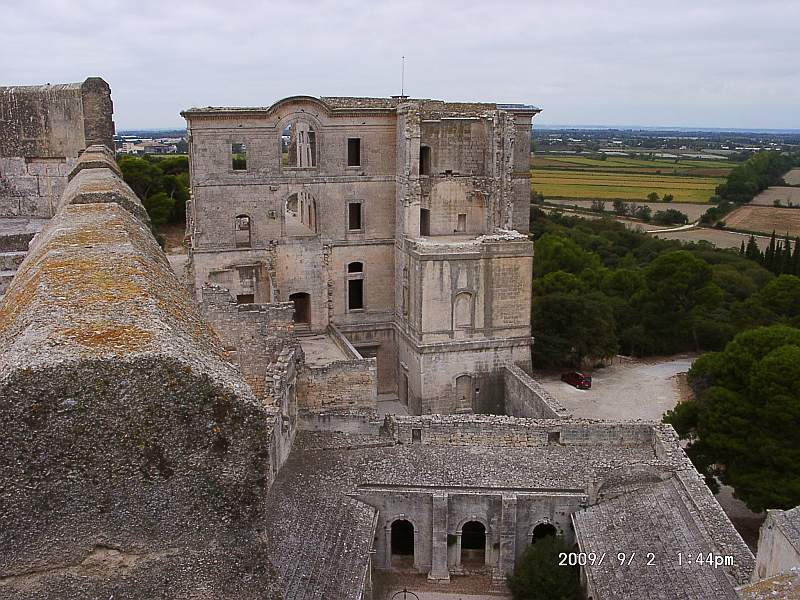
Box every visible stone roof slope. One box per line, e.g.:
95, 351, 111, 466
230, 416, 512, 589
574, 473, 755, 600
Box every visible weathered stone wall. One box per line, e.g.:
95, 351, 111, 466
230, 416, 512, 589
503, 364, 571, 418
0, 145, 283, 598
0, 78, 114, 218
297, 356, 378, 409
199, 283, 296, 400
754, 507, 800, 581
384, 414, 659, 448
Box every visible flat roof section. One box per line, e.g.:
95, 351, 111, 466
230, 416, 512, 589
300, 333, 350, 368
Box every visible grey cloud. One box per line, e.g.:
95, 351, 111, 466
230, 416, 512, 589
0, 0, 797, 128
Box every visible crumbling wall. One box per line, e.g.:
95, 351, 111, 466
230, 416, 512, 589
384, 414, 659, 448
0, 78, 113, 217
0, 146, 283, 598
503, 364, 571, 418
200, 283, 296, 400
297, 358, 378, 410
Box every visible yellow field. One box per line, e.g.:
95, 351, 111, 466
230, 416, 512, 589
531, 156, 730, 203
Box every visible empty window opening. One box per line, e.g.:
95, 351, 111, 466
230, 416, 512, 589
461, 521, 486, 566
236, 294, 254, 304
348, 202, 363, 231
400, 373, 409, 406
289, 292, 310, 324
348, 279, 364, 310
234, 215, 251, 248
419, 145, 431, 175
456, 213, 467, 233
420, 208, 430, 236
453, 292, 473, 329
547, 431, 561, 445
231, 142, 247, 171
402, 284, 409, 316
284, 192, 317, 236
283, 122, 316, 167
532, 523, 557, 544
348, 261, 363, 274
391, 519, 414, 568
411, 428, 422, 443
347, 138, 361, 166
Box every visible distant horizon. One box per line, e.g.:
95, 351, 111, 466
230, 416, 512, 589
117, 123, 800, 135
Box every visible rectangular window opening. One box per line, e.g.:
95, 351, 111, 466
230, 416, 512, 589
348, 202, 363, 231
419, 146, 431, 175
420, 208, 430, 236
411, 428, 422, 443
232, 142, 247, 171
236, 294, 255, 304
548, 431, 561, 445
348, 278, 364, 310
347, 138, 361, 167
456, 213, 466, 232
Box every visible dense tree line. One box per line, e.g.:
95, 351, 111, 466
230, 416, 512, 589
715, 151, 796, 204
116, 154, 190, 228
665, 325, 800, 511
531, 209, 800, 367
741, 232, 800, 276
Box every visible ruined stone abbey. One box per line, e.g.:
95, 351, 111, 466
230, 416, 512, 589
182, 95, 537, 415
1, 79, 798, 600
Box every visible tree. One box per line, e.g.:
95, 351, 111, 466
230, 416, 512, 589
647, 191, 660, 202
117, 155, 163, 200
532, 291, 618, 367
653, 209, 689, 226
664, 325, 800, 511
662, 193, 674, 203
612, 199, 628, 216
507, 536, 582, 600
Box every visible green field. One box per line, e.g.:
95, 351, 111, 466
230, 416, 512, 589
531, 155, 734, 203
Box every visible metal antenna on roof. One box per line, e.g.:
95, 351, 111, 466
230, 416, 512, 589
401, 56, 405, 97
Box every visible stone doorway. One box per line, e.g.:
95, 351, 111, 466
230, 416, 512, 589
289, 292, 310, 325
461, 521, 486, 568
391, 519, 415, 570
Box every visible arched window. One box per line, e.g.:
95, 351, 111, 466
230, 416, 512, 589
283, 121, 317, 167
391, 519, 414, 569
284, 192, 317, 236
455, 374, 473, 411
346, 261, 364, 310
234, 214, 251, 248
453, 291, 473, 329
531, 522, 557, 544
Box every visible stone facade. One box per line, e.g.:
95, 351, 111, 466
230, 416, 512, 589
182, 96, 540, 414
0, 78, 114, 218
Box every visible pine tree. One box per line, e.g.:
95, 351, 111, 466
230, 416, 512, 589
782, 234, 793, 273
745, 235, 761, 263
765, 231, 777, 273
740, 240, 745, 255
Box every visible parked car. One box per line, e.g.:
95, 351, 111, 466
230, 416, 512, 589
561, 371, 592, 389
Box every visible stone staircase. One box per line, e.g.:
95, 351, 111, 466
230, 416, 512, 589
0, 218, 47, 301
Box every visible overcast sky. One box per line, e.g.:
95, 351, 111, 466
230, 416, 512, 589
2, 0, 798, 130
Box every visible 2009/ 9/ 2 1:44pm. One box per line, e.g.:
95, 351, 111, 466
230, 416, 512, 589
559, 552, 735, 568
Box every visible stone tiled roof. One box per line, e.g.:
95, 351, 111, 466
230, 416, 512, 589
263, 427, 674, 598
775, 506, 800, 554
574, 473, 755, 600
738, 567, 800, 599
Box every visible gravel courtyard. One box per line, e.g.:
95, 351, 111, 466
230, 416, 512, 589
536, 355, 695, 421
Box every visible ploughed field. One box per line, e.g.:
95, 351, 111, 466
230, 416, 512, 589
531, 155, 732, 203
724, 205, 800, 237
749, 186, 800, 206
543, 198, 712, 222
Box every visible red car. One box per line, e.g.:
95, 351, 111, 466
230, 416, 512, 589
561, 371, 592, 389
